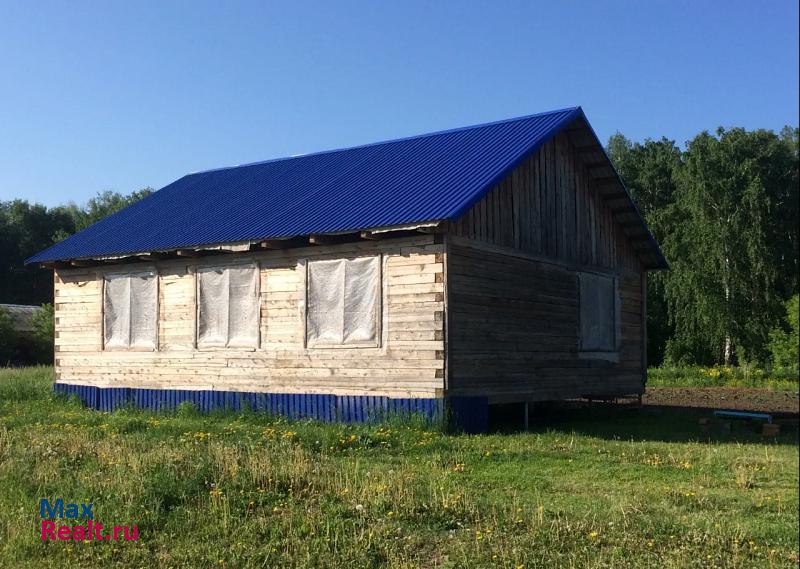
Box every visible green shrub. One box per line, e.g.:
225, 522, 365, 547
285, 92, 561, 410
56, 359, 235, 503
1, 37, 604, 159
176, 400, 201, 418
0, 307, 17, 365
29, 303, 54, 363
768, 295, 799, 370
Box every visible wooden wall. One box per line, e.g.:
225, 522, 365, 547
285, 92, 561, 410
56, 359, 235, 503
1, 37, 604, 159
446, 131, 646, 402
446, 241, 645, 402
450, 131, 642, 273
54, 235, 445, 398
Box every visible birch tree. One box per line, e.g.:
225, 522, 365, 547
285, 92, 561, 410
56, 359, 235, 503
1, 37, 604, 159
664, 127, 798, 364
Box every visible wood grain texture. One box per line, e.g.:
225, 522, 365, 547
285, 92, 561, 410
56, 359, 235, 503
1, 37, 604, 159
450, 132, 643, 274
446, 131, 647, 402
54, 236, 445, 397
446, 239, 644, 403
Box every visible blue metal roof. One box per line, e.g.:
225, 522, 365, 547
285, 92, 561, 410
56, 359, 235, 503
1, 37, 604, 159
26, 106, 664, 267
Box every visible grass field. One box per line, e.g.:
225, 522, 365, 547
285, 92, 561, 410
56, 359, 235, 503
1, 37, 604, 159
0, 367, 798, 568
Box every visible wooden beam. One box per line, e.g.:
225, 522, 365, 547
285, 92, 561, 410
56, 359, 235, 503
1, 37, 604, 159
591, 175, 618, 183
610, 205, 633, 215
362, 223, 441, 240
417, 226, 443, 234
258, 239, 292, 249
641, 272, 648, 377
308, 234, 358, 246
598, 191, 628, 201
69, 259, 98, 267
176, 249, 201, 258
253, 236, 309, 250
137, 253, 166, 261
42, 261, 71, 270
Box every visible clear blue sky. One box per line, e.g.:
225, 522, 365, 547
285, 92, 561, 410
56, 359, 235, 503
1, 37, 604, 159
1, 0, 797, 207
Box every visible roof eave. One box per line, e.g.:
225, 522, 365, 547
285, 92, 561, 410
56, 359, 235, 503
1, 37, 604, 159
569, 109, 669, 271
27, 220, 448, 267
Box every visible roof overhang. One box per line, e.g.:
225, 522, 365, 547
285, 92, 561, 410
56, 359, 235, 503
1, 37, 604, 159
36, 221, 445, 269
560, 112, 668, 270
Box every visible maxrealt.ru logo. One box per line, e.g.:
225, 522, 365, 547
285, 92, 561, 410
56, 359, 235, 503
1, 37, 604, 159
39, 499, 138, 541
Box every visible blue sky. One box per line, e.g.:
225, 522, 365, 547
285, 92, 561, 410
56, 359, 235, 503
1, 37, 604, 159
0, 1, 797, 207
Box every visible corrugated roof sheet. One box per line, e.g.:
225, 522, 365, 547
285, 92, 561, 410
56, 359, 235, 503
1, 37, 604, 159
26, 106, 666, 268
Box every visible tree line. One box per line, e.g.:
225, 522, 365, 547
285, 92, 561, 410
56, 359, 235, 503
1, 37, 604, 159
1, 124, 798, 369
0, 189, 152, 305
608, 126, 798, 368
0, 190, 152, 364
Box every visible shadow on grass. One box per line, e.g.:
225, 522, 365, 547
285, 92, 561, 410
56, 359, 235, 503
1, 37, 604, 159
490, 402, 800, 445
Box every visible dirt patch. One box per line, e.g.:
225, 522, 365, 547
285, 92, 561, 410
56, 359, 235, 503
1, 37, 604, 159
644, 387, 799, 416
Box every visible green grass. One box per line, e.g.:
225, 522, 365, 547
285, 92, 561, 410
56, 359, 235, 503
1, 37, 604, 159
0, 367, 798, 568
648, 365, 799, 390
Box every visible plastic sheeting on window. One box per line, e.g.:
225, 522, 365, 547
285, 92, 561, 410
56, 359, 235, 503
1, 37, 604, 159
579, 272, 616, 351
104, 271, 157, 350
197, 268, 228, 347
307, 256, 380, 347
227, 264, 260, 347
197, 264, 259, 348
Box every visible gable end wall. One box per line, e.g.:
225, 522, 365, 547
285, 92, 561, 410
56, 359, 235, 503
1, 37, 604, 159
446, 132, 646, 402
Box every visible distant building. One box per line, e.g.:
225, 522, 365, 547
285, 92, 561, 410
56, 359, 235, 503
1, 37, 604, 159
27, 107, 667, 431
0, 304, 39, 335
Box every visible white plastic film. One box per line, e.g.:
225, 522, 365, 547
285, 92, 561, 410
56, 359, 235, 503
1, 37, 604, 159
198, 264, 259, 348
343, 256, 380, 344
307, 256, 380, 347
197, 267, 229, 348
307, 259, 345, 345
579, 272, 615, 351
227, 264, 259, 348
129, 273, 157, 349
103, 274, 131, 348
104, 271, 156, 349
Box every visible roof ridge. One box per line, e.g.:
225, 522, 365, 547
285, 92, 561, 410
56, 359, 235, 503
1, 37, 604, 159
188, 106, 582, 176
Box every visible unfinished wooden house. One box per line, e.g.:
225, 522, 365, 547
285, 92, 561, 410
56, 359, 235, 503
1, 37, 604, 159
27, 107, 667, 431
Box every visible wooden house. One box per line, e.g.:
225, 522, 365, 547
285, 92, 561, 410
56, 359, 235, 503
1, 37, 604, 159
27, 107, 667, 431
